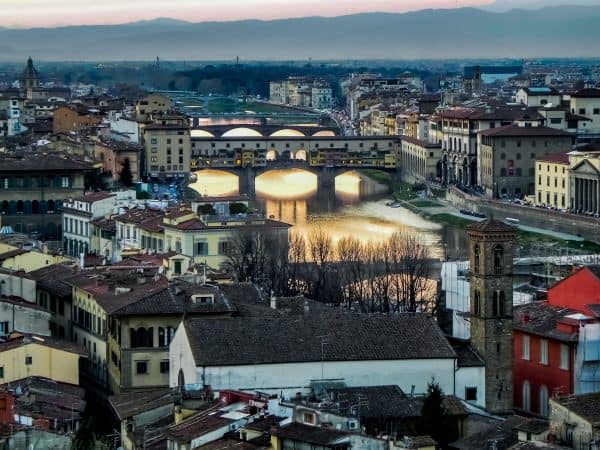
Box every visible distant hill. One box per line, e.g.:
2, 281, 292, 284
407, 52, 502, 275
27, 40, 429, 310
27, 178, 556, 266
484, 0, 600, 12
2, 6, 600, 61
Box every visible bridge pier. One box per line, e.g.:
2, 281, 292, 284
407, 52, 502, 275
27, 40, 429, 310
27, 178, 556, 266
238, 166, 256, 197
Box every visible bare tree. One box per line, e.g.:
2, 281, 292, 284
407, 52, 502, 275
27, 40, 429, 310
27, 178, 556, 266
305, 227, 339, 303
288, 232, 307, 295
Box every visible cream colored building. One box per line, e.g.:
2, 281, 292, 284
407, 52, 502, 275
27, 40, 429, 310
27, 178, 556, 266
0, 333, 85, 385
535, 153, 570, 209
570, 88, 600, 134
143, 116, 191, 180
550, 393, 600, 449
0, 243, 69, 273
135, 93, 172, 122
400, 136, 442, 183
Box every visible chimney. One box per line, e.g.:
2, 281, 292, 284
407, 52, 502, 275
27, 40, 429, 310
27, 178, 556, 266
303, 298, 310, 315
79, 253, 85, 270
270, 295, 277, 310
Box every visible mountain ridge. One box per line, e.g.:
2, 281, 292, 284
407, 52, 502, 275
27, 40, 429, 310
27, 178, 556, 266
2, 6, 600, 61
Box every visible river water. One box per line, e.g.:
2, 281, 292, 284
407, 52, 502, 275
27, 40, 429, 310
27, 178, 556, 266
190, 169, 470, 260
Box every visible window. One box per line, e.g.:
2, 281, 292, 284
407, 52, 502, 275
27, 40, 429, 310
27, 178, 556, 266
0, 321, 9, 335
61, 177, 70, 188
522, 381, 531, 412
560, 344, 569, 370
522, 335, 530, 360
594, 108, 600, 115
540, 339, 548, 364
0, 366, 3, 379
465, 387, 477, 401
473, 290, 481, 316
493, 245, 503, 274
195, 241, 208, 256
473, 244, 480, 273
303, 412, 316, 425
218, 241, 228, 255
25, 356, 32, 365
579, 108, 586, 115
538, 385, 549, 417
136, 361, 148, 374
160, 360, 169, 374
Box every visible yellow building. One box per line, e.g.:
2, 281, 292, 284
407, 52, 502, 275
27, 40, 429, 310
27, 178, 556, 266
534, 153, 570, 209
143, 115, 191, 180
0, 243, 69, 273
0, 333, 85, 385
162, 209, 291, 270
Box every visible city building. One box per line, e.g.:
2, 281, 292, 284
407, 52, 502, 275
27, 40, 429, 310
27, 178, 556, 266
63, 192, 118, 257
106, 281, 235, 393
0, 296, 51, 337
52, 105, 102, 134
269, 77, 333, 110
513, 266, 600, 417
400, 136, 442, 183
0, 333, 85, 385
467, 220, 517, 414
570, 88, 600, 136
535, 153, 570, 209
94, 139, 141, 185
170, 298, 459, 398
478, 125, 573, 198
516, 87, 561, 107
135, 93, 172, 122
0, 154, 93, 239
550, 392, 600, 448
143, 115, 191, 180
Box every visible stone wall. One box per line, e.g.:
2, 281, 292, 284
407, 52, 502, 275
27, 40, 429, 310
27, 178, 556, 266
446, 187, 600, 244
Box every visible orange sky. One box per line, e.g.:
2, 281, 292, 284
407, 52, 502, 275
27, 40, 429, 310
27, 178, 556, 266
2, 0, 493, 28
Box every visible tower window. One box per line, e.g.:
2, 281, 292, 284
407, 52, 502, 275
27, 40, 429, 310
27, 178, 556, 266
493, 245, 504, 275
473, 244, 480, 273
493, 291, 505, 317
474, 290, 481, 316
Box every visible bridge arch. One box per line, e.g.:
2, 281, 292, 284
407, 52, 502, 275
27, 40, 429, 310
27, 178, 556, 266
312, 130, 336, 137
221, 127, 263, 137
191, 130, 216, 138
270, 129, 306, 137
189, 169, 240, 197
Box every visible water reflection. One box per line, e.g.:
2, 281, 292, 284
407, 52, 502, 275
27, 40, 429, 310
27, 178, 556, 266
190, 168, 453, 258
189, 169, 239, 197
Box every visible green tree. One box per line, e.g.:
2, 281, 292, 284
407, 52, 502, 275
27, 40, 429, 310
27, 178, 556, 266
198, 204, 216, 215
229, 202, 248, 215
119, 158, 133, 187
419, 378, 454, 448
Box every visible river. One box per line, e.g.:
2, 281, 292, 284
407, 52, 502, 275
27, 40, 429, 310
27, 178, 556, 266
189, 168, 470, 260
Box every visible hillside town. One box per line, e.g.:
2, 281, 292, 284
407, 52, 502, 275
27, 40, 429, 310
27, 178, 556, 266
1, 47, 600, 450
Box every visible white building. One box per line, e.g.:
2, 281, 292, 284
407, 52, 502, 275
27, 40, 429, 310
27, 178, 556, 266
0, 296, 51, 336
570, 88, 600, 135
515, 87, 561, 108
62, 190, 136, 257
169, 297, 486, 408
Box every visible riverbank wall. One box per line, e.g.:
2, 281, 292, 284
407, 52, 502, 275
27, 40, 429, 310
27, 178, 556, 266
445, 187, 600, 244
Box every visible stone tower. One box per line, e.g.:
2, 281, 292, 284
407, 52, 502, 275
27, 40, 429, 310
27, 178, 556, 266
467, 220, 516, 414
22, 57, 40, 90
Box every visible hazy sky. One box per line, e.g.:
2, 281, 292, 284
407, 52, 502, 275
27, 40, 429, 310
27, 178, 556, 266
2, 0, 494, 28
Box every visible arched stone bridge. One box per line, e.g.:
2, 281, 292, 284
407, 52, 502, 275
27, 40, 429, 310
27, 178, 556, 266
190, 122, 339, 138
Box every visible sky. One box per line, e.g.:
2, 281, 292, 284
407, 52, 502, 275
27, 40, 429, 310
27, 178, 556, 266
2, 0, 494, 28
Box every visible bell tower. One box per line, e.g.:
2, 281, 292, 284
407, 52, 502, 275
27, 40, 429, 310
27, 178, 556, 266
467, 220, 516, 414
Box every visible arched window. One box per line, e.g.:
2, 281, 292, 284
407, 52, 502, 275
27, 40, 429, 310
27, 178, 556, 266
47, 200, 55, 213
493, 245, 504, 274
158, 326, 176, 347
493, 291, 504, 317
131, 327, 154, 348
1, 201, 8, 214
31, 200, 40, 214
474, 290, 481, 316
522, 381, 531, 412
539, 385, 549, 417
16, 200, 24, 214
473, 244, 480, 273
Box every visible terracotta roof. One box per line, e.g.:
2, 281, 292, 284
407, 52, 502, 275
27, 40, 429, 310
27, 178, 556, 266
69, 191, 116, 203
165, 218, 205, 231
0, 154, 94, 172
553, 392, 600, 425
513, 418, 549, 434
447, 337, 485, 367
479, 125, 573, 138
112, 281, 235, 316
166, 404, 231, 443
109, 388, 174, 420
439, 108, 479, 119
538, 153, 570, 164
0, 334, 86, 357
184, 307, 456, 367
513, 301, 580, 343
271, 423, 349, 446
571, 88, 600, 98
467, 219, 517, 234
28, 264, 76, 298
401, 135, 441, 148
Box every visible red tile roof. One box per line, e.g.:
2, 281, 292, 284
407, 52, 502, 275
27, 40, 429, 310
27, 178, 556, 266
538, 153, 570, 164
